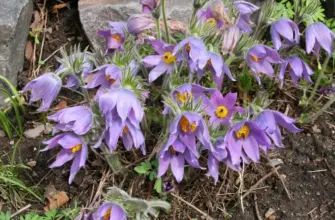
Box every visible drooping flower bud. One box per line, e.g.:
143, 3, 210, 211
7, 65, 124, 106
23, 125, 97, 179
221, 26, 241, 55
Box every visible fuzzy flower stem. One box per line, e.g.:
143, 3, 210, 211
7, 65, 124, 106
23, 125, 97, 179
307, 56, 331, 105
79, 77, 91, 105
306, 95, 335, 122
155, 18, 161, 40
161, 0, 170, 43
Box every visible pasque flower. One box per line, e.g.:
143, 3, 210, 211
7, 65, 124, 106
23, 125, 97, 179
98, 22, 127, 54
271, 18, 300, 50
234, 1, 259, 32
197, 0, 227, 29
158, 137, 202, 182
224, 120, 272, 165
41, 133, 88, 184
207, 90, 245, 127
255, 110, 302, 148
140, 0, 160, 14
247, 45, 283, 84
198, 51, 235, 89
142, 40, 178, 83
127, 14, 155, 35
306, 22, 335, 56
221, 26, 241, 55
48, 106, 93, 135
279, 57, 314, 87
21, 73, 61, 112
93, 202, 126, 220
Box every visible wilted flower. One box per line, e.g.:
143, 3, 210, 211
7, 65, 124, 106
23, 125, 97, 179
221, 26, 241, 55
48, 106, 93, 135
142, 40, 178, 83
127, 14, 155, 35
224, 120, 272, 165
163, 180, 174, 192
247, 45, 283, 84
98, 22, 127, 54
207, 90, 245, 127
140, 0, 160, 14
279, 57, 314, 87
197, 0, 227, 29
84, 64, 122, 98
198, 51, 235, 89
306, 22, 335, 56
41, 133, 88, 184
271, 18, 300, 50
255, 110, 302, 148
93, 202, 126, 220
21, 73, 61, 112
158, 137, 202, 182
234, 1, 259, 32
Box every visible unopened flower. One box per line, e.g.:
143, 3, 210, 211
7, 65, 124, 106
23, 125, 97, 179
221, 26, 241, 55
98, 22, 127, 54
247, 45, 283, 84
207, 90, 245, 127
198, 51, 235, 89
48, 106, 93, 135
224, 120, 272, 165
21, 73, 61, 112
158, 137, 202, 182
255, 110, 302, 148
271, 18, 300, 50
234, 1, 259, 32
140, 0, 160, 14
93, 202, 126, 220
127, 14, 155, 35
197, 0, 227, 29
142, 40, 178, 83
41, 133, 88, 184
279, 57, 314, 87
306, 22, 335, 56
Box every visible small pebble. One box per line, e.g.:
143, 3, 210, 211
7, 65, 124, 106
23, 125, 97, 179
316, 192, 320, 196
265, 208, 275, 218
9, 140, 14, 145
0, 130, 5, 137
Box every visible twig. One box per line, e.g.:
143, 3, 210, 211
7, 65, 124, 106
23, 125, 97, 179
254, 194, 262, 220
11, 204, 31, 218
170, 193, 213, 220
324, 159, 335, 179
307, 169, 328, 173
274, 167, 293, 200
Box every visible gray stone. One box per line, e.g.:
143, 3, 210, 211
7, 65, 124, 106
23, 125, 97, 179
0, 0, 33, 106
79, 0, 193, 51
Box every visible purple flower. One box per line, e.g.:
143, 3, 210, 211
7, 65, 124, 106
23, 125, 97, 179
41, 133, 88, 184
140, 0, 159, 14
142, 40, 178, 83
48, 106, 93, 135
198, 52, 235, 89
196, 0, 226, 29
98, 22, 127, 54
127, 14, 155, 35
207, 90, 245, 127
93, 202, 126, 220
271, 18, 300, 50
158, 137, 202, 182
222, 26, 241, 55
21, 73, 61, 112
224, 120, 272, 165
84, 64, 122, 99
247, 45, 283, 84
306, 22, 335, 56
279, 57, 314, 87
255, 110, 302, 148
234, 1, 259, 32
320, 85, 335, 95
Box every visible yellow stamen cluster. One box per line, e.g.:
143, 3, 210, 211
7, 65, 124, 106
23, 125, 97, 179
111, 34, 121, 43
186, 43, 191, 53
235, 125, 250, 139
250, 55, 260, 62
123, 126, 129, 133
163, 52, 177, 64
215, 106, 228, 118
105, 75, 116, 84
103, 208, 112, 220
206, 18, 217, 25
175, 92, 193, 104
180, 116, 197, 133
71, 144, 82, 153
169, 146, 176, 154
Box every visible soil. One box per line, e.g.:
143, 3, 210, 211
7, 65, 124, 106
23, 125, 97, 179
1, 0, 335, 219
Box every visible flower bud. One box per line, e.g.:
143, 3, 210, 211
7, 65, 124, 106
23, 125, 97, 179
127, 14, 155, 35
221, 26, 241, 55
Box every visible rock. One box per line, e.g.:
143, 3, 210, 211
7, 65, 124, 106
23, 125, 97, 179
265, 208, 275, 219
79, 0, 193, 51
0, 0, 33, 106
27, 160, 36, 168
24, 124, 45, 139
0, 130, 5, 137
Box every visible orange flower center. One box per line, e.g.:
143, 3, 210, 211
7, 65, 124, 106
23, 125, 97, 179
105, 75, 116, 84
163, 52, 177, 64
235, 125, 250, 139
250, 55, 260, 62
186, 43, 191, 53
169, 146, 176, 155
123, 126, 129, 133
103, 208, 112, 220
215, 106, 228, 118
206, 59, 212, 67
175, 92, 193, 104
111, 34, 121, 43
180, 116, 197, 133
71, 144, 82, 153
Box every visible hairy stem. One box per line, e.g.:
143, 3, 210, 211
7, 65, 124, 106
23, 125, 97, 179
155, 18, 161, 40
161, 0, 170, 43
306, 95, 335, 122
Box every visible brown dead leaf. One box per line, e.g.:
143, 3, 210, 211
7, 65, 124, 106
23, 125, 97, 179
30, 11, 41, 30
25, 41, 34, 61
52, 3, 70, 13
44, 185, 69, 211
55, 100, 68, 110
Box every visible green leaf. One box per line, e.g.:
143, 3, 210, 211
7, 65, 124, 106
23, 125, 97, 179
151, 159, 159, 168
149, 171, 157, 181
154, 178, 162, 193
134, 161, 152, 174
